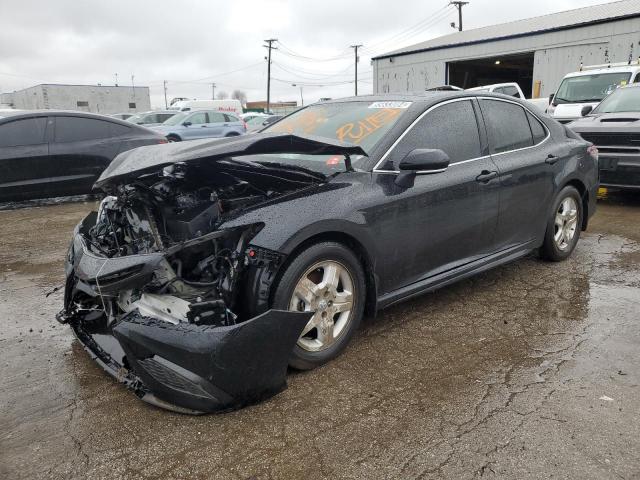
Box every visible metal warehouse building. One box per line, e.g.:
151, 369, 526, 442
372, 0, 640, 99
0, 84, 151, 114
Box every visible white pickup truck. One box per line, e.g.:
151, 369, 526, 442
466, 83, 549, 113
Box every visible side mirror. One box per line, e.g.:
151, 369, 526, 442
182, 121, 192, 127
581, 105, 594, 117
395, 149, 450, 188
262, 120, 269, 126
549, 93, 555, 106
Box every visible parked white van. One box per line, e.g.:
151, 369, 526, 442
169, 100, 243, 115
548, 62, 640, 123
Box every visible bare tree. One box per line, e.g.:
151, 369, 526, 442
216, 91, 229, 100
231, 90, 247, 106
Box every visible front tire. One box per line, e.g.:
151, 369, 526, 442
272, 242, 366, 370
540, 186, 583, 262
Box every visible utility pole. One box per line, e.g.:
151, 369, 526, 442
211, 83, 216, 100
450, 1, 469, 31
131, 75, 136, 102
263, 39, 278, 113
163, 80, 168, 109
351, 44, 363, 96
114, 73, 119, 87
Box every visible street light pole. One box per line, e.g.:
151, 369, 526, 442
292, 84, 304, 107
163, 80, 168, 109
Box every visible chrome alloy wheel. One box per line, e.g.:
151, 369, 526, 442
554, 197, 579, 251
289, 261, 355, 352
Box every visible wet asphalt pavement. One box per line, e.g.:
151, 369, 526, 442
1, 194, 639, 480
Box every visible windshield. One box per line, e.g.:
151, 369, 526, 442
163, 112, 189, 126
593, 87, 640, 114
244, 101, 411, 175
554, 72, 632, 104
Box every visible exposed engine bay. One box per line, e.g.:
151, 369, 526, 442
75, 160, 312, 328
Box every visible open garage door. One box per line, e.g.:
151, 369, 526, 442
447, 53, 535, 97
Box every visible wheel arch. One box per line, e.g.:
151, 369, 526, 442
273, 231, 379, 318
560, 178, 589, 231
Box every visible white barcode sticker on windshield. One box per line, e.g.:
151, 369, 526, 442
368, 101, 412, 109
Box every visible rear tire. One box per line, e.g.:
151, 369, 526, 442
167, 135, 181, 143
540, 186, 583, 262
272, 242, 366, 370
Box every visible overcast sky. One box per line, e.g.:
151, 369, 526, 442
0, 0, 617, 108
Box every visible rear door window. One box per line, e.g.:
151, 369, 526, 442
480, 100, 534, 154
381, 100, 482, 169
208, 112, 226, 123
55, 117, 114, 142
188, 112, 207, 125
0, 117, 47, 147
224, 114, 239, 123
526, 112, 547, 144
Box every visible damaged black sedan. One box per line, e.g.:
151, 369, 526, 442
58, 93, 599, 413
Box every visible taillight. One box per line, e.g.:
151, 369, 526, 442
587, 145, 598, 160
242, 121, 248, 131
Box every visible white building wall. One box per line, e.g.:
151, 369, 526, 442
2, 85, 151, 113
373, 17, 640, 98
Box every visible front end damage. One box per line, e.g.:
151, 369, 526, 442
57, 158, 316, 413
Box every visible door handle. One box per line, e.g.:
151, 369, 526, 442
476, 170, 499, 183
545, 154, 560, 165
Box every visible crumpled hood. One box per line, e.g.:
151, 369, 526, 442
94, 132, 367, 189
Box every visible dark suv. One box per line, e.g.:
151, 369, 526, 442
0, 111, 167, 201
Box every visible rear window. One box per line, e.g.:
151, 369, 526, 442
264, 101, 412, 154
0, 117, 47, 147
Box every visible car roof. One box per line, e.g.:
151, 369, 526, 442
564, 66, 640, 78
0, 109, 143, 127
308, 91, 520, 107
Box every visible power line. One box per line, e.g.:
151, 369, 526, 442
272, 62, 354, 81
360, 5, 453, 54
276, 41, 353, 62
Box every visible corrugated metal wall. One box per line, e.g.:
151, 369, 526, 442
373, 17, 640, 98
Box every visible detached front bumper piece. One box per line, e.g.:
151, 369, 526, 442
62, 308, 310, 414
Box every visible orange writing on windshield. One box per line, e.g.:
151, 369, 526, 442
269, 109, 327, 135
336, 108, 402, 145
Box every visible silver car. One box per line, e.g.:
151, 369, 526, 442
150, 110, 247, 142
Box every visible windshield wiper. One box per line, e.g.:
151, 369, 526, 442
254, 161, 327, 180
